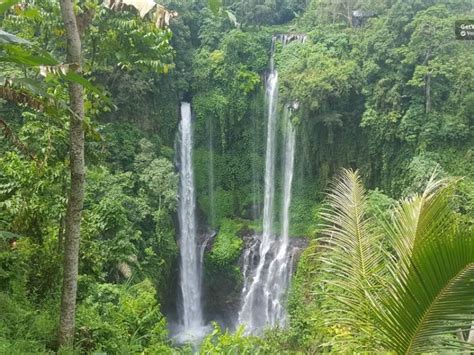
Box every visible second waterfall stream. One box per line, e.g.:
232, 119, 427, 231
176, 102, 208, 343
238, 34, 304, 334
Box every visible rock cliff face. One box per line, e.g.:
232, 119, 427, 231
164, 223, 307, 334
201, 225, 308, 330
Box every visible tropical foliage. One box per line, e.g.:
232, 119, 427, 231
319, 169, 474, 353
0, 0, 472, 352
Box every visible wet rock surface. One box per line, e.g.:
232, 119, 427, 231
200, 226, 308, 330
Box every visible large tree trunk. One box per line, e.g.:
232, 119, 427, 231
57, 0, 85, 348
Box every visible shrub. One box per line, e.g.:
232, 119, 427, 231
208, 219, 243, 267
75, 279, 173, 353
0, 292, 57, 352
201, 323, 269, 354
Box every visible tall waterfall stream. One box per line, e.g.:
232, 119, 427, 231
175, 102, 209, 343
238, 34, 305, 333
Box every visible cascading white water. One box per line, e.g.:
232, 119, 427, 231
264, 110, 296, 327
176, 102, 205, 341
238, 34, 303, 334
199, 231, 214, 288
238, 68, 279, 332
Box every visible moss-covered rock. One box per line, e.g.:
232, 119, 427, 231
208, 219, 243, 267
203, 219, 245, 326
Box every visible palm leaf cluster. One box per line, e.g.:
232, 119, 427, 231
319, 170, 384, 344
320, 169, 474, 353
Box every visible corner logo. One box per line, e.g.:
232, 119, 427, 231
455, 20, 474, 40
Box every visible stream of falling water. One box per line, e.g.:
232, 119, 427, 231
237, 68, 279, 332
175, 102, 207, 343
238, 34, 303, 334
265, 110, 296, 327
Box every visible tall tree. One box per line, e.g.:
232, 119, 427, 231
57, 0, 85, 347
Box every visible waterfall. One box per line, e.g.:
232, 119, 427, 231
265, 110, 296, 327
238, 34, 303, 334
176, 102, 206, 342
238, 69, 279, 332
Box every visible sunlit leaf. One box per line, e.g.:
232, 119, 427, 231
208, 0, 221, 16
0, 0, 20, 14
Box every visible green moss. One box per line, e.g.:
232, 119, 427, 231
208, 219, 243, 266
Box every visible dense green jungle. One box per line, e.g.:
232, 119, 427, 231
1, 0, 473, 353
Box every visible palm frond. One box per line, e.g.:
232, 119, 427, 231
319, 169, 385, 335
383, 174, 459, 272
375, 231, 474, 353
373, 177, 474, 353
320, 170, 474, 353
